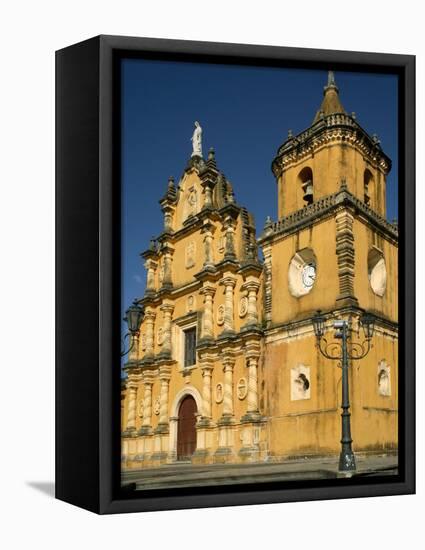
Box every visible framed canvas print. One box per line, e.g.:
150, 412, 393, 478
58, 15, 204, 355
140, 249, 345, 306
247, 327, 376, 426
56, 35, 415, 514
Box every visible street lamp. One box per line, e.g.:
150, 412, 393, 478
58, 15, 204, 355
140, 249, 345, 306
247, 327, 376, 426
312, 310, 375, 473
121, 300, 144, 357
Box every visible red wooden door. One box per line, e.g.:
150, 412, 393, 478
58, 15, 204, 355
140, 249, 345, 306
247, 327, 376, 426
177, 396, 197, 460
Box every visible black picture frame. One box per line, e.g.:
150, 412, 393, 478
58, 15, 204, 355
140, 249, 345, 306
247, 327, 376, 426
56, 35, 415, 514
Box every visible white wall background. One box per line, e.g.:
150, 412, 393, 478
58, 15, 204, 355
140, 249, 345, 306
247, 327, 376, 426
0, 1, 422, 548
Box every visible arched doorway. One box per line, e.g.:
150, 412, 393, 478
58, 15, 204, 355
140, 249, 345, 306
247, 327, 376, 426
177, 395, 197, 460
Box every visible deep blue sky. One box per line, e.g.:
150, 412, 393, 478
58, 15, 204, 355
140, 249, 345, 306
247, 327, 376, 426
121, 58, 398, 323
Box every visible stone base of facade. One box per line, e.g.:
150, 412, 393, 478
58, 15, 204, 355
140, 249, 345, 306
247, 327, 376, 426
122, 418, 269, 469
191, 448, 212, 465
213, 446, 235, 464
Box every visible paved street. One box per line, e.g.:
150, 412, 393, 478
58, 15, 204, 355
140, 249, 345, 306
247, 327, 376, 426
121, 454, 398, 491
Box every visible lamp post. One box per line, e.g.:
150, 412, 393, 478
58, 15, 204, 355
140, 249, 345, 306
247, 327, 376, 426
312, 310, 375, 473
121, 300, 144, 357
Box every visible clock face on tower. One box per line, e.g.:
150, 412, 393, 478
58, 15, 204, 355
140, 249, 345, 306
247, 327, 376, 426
302, 264, 316, 288
288, 249, 317, 298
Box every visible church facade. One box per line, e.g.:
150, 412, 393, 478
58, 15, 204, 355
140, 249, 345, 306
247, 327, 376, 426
121, 73, 398, 470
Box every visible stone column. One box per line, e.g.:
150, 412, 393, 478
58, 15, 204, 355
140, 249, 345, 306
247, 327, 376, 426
201, 221, 215, 267
129, 331, 140, 361
201, 363, 213, 419
242, 280, 260, 327
161, 245, 174, 288
160, 302, 174, 356
125, 382, 138, 433
144, 259, 157, 293
246, 356, 259, 414
224, 217, 236, 260
141, 372, 154, 433
200, 284, 215, 340
158, 366, 171, 428
222, 355, 235, 417
144, 309, 156, 357
220, 275, 236, 333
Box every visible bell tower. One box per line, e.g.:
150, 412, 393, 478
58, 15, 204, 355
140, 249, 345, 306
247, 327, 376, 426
257, 72, 398, 460
272, 72, 391, 219
259, 71, 398, 325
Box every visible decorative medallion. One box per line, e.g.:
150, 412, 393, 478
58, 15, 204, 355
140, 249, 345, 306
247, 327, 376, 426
215, 383, 224, 403
239, 296, 248, 318
153, 397, 160, 415
237, 377, 248, 400
216, 304, 225, 326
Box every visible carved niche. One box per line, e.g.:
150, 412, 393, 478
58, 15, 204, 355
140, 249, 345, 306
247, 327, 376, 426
290, 364, 311, 401
185, 241, 196, 269
187, 294, 196, 312
377, 360, 391, 396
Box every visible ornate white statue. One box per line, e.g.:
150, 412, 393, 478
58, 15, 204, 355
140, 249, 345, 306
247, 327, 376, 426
191, 121, 202, 157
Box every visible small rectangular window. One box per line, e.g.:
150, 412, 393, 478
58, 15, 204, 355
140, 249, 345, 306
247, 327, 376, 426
184, 327, 197, 367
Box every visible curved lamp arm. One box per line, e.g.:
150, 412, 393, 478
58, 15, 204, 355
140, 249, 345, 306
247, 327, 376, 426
121, 332, 135, 358
316, 336, 342, 361
348, 338, 372, 360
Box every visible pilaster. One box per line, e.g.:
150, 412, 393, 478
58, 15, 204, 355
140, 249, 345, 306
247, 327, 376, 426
219, 274, 237, 335
199, 283, 216, 341
335, 208, 358, 306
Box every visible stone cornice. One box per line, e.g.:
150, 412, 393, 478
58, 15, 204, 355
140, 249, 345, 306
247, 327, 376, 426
272, 113, 391, 177
263, 305, 398, 338
258, 189, 398, 245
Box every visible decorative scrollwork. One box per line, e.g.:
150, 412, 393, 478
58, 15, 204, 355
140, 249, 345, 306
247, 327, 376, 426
317, 337, 342, 360
349, 339, 372, 360
317, 336, 372, 361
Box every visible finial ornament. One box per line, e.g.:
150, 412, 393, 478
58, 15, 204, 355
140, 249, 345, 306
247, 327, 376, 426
208, 147, 215, 160
191, 121, 203, 158
167, 176, 175, 190
324, 70, 338, 93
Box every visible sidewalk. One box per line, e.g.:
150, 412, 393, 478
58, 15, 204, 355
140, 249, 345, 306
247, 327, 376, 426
121, 454, 398, 491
